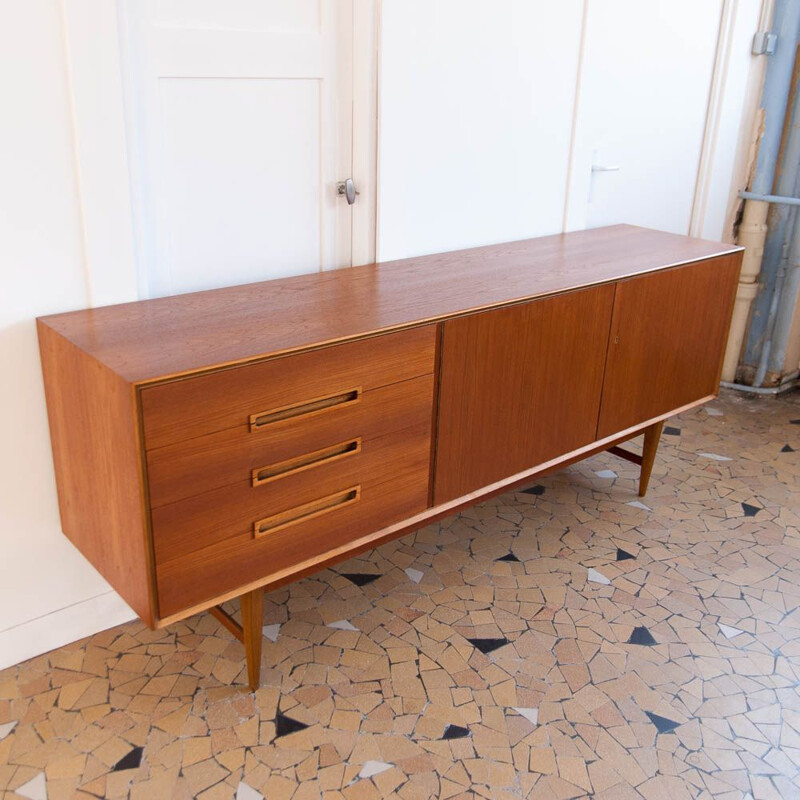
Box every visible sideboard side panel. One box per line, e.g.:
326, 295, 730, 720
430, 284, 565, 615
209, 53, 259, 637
37, 322, 154, 625
596, 253, 742, 439
433, 285, 615, 503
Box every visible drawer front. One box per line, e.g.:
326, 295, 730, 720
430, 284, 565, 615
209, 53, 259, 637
147, 375, 433, 508
155, 422, 431, 617
150, 390, 433, 563
152, 421, 429, 564
140, 325, 436, 450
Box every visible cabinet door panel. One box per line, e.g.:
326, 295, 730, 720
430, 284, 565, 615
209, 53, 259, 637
597, 254, 741, 439
434, 285, 615, 503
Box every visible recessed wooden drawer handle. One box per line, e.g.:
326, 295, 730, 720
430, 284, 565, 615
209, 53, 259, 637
249, 388, 361, 431
251, 438, 362, 487
253, 486, 361, 538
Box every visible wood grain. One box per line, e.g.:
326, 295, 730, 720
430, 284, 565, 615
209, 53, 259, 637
147, 375, 433, 508
36, 322, 155, 625
240, 587, 264, 691
156, 423, 432, 616
151, 412, 432, 565
434, 285, 615, 503
254, 486, 361, 538
638, 420, 665, 497
251, 439, 361, 488
140, 325, 435, 449
607, 446, 643, 466
597, 254, 742, 438
208, 605, 243, 643
39, 225, 741, 384
156, 396, 712, 628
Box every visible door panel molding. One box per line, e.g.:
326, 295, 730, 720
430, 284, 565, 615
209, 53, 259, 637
352, 0, 379, 266
62, 0, 378, 303
122, 0, 357, 297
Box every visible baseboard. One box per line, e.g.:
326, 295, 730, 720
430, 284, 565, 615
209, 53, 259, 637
0, 591, 136, 671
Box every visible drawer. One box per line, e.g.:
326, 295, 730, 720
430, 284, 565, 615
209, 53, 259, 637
151, 412, 431, 563
140, 325, 436, 449
155, 434, 431, 618
146, 375, 434, 508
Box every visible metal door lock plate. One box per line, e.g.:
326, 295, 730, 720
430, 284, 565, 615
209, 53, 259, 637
752, 31, 777, 55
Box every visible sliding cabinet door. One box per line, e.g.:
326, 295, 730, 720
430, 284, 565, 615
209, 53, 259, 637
434, 285, 615, 503
597, 254, 741, 438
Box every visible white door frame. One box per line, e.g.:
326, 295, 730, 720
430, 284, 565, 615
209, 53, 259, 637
60, 0, 380, 307
352, 0, 380, 266
690, 0, 770, 242
59, 0, 140, 307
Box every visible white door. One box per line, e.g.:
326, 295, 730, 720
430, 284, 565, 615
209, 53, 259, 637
123, 0, 359, 298
565, 0, 723, 234
377, 0, 585, 262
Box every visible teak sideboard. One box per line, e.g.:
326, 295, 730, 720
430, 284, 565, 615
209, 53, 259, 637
37, 224, 743, 689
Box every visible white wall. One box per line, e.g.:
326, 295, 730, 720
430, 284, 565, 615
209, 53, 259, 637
0, 1, 134, 670
379, 0, 764, 260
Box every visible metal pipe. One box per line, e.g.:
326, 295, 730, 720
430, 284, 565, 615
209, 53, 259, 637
770, 244, 800, 372
768, 128, 800, 376
723, 0, 800, 382
738, 190, 800, 204
721, 371, 800, 395
753, 262, 787, 385
755, 57, 800, 385
723, 199, 768, 381
744, 0, 800, 373
751, 0, 800, 196
755, 174, 800, 385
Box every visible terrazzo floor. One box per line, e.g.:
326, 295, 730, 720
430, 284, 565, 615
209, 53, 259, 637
2, 389, 800, 800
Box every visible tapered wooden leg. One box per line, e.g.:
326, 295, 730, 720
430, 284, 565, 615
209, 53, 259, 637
639, 420, 664, 497
240, 587, 264, 691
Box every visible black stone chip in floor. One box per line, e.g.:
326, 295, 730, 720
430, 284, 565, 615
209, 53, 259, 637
113, 747, 143, 771
275, 712, 309, 738
782, 444, 796, 452
522, 484, 545, 495
663, 426, 681, 436
467, 637, 510, 654
616, 548, 635, 561
340, 573, 381, 586
627, 626, 657, 646
791, 419, 800, 424
742, 502, 761, 517
442, 724, 471, 740
645, 711, 681, 734
496, 552, 520, 562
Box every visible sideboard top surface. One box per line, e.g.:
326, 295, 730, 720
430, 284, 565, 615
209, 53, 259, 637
38, 224, 742, 383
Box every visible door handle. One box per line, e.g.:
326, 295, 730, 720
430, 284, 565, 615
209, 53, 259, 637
337, 178, 358, 205
588, 151, 620, 203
